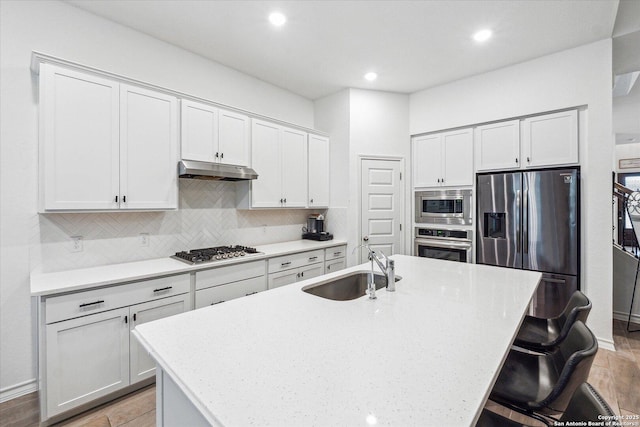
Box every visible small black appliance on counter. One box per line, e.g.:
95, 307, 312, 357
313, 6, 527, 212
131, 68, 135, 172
302, 214, 333, 241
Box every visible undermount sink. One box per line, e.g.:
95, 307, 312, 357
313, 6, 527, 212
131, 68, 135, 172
302, 272, 402, 301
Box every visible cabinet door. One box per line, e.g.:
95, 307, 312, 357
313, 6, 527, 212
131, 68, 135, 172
412, 134, 442, 187
308, 134, 330, 207
130, 294, 190, 383
268, 269, 300, 289
40, 64, 119, 210
251, 120, 282, 207
475, 120, 520, 171
45, 307, 130, 417
442, 128, 473, 186
218, 109, 250, 166
181, 99, 218, 162
120, 84, 178, 210
299, 264, 324, 281
195, 276, 266, 309
281, 127, 308, 207
523, 110, 578, 168
325, 258, 346, 274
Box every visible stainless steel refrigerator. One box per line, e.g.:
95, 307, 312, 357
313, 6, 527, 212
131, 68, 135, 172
476, 168, 579, 317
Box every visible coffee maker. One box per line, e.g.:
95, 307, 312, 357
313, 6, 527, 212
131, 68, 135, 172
302, 214, 333, 241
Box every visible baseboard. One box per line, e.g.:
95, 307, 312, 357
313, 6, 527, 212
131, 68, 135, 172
597, 337, 616, 351
0, 378, 38, 403
613, 310, 640, 324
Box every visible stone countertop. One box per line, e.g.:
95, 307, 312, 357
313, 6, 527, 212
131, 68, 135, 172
133, 255, 541, 427
31, 239, 347, 296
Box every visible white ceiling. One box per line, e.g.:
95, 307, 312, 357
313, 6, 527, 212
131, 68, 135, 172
67, 0, 620, 100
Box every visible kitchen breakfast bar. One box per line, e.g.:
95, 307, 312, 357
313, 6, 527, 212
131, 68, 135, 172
133, 255, 541, 426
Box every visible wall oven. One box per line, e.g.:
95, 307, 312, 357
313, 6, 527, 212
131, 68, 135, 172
414, 227, 472, 263
415, 189, 472, 225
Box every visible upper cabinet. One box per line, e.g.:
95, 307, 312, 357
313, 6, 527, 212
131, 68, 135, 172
413, 128, 473, 188
39, 63, 178, 211
475, 110, 578, 172
181, 99, 250, 166
307, 134, 330, 208
248, 119, 308, 208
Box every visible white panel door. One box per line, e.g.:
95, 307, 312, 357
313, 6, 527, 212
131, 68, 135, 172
281, 127, 308, 207
412, 134, 442, 187
442, 128, 473, 186
268, 270, 300, 289
129, 294, 190, 382
475, 120, 521, 171
360, 159, 403, 263
45, 307, 130, 417
181, 99, 218, 162
251, 119, 282, 207
308, 134, 330, 207
523, 110, 578, 168
299, 264, 324, 281
41, 64, 119, 210
325, 258, 346, 274
120, 84, 178, 210
218, 109, 250, 166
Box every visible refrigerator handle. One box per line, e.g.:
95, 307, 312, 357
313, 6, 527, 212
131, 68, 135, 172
516, 189, 521, 253
523, 189, 529, 254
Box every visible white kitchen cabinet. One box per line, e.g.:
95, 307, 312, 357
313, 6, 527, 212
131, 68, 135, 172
195, 260, 266, 308
245, 119, 308, 208
412, 128, 473, 188
307, 134, 330, 208
181, 99, 250, 166
39, 63, 178, 211
325, 245, 347, 274
475, 120, 521, 171
119, 84, 178, 210
129, 294, 190, 382
267, 249, 324, 289
522, 110, 578, 168
41, 274, 190, 420
45, 307, 130, 417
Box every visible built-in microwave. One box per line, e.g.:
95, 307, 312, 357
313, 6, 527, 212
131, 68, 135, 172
415, 189, 472, 225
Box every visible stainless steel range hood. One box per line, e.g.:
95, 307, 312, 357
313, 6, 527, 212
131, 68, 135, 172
178, 160, 258, 181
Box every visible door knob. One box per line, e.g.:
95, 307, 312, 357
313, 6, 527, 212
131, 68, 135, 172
363, 236, 369, 241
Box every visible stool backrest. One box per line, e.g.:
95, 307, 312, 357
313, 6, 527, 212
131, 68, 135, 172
559, 382, 615, 423
557, 291, 591, 339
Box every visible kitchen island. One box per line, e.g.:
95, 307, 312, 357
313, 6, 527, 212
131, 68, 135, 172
133, 255, 541, 426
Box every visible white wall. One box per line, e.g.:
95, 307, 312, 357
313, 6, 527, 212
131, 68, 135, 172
0, 0, 315, 399
616, 143, 640, 173
410, 40, 614, 348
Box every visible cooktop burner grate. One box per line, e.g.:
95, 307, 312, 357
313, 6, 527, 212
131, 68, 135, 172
171, 245, 260, 264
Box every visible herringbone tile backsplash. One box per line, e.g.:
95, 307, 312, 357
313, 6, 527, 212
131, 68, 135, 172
31, 180, 334, 273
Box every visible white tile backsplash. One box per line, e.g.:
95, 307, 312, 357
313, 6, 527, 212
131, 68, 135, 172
31, 180, 328, 273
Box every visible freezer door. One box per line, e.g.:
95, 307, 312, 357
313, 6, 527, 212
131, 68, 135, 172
476, 172, 522, 268
522, 169, 578, 275
530, 273, 578, 318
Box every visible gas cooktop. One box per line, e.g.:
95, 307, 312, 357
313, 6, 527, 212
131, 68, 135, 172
171, 245, 261, 265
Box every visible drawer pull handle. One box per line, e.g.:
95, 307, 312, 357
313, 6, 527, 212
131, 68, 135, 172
333, 252, 342, 256
245, 291, 258, 296
79, 300, 104, 308
153, 286, 173, 293
124, 315, 128, 324
281, 261, 291, 267
211, 300, 224, 305
308, 256, 318, 261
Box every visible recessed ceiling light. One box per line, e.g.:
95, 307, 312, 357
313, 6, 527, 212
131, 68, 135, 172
364, 72, 378, 82
268, 12, 287, 27
473, 29, 492, 42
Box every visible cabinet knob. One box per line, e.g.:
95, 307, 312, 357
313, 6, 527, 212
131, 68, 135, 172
527, 157, 530, 163
515, 158, 519, 164
220, 152, 224, 159
280, 198, 283, 203
215, 152, 219, 158
310, 198, 314, 203
363, 236, 369, 241
115, 195, 118, 203
284, 198, 287, 203
123, 195, 126, 203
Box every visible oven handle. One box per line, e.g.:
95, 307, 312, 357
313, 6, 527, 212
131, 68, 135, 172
414, 238, 472, 250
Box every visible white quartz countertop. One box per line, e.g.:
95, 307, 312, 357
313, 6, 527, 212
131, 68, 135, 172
133, 255, 541, 427
30, 239, 346, 296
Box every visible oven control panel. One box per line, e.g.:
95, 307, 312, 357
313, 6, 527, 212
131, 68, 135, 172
416, 228, 470, 239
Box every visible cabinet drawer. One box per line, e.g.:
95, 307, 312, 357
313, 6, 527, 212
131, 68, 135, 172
325, 245, 347, 261
268, 249, 324, 273
45, 274, 190, 324
195, 276, 266, 309
195, 260, 265, 290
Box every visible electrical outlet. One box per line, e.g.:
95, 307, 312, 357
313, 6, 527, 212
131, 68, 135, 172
71, 236, 83, 252
139, 233, 149, 247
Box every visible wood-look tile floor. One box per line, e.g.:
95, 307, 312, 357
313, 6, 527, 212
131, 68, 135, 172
1, 320, 639, 427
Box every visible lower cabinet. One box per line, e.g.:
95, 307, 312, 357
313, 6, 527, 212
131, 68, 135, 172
41, 274, 191, 420
195, 260, 266, 309
268, 263, 324, 289
325, 258, 346, 273
324, 245, 347, 274
267, 249, 325, 289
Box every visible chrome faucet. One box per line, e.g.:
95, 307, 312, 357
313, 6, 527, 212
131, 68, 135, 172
352, 245, 396, 298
